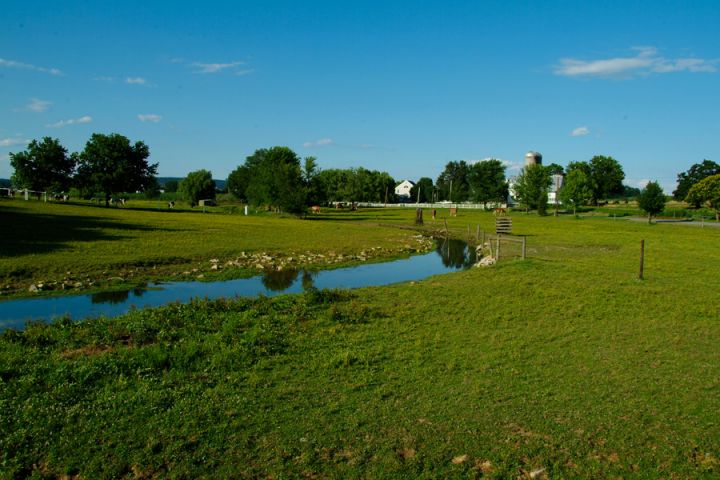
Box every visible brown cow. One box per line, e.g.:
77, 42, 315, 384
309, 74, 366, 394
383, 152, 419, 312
311, 205, 321, 214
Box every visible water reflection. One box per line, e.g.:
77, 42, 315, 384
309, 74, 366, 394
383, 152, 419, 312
91, 286, 146, 305
436, 238, 477, 269
261, 268, 300, 292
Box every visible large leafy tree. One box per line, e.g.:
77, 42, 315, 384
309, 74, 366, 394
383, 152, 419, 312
241, 147, 306, 214
226, 165, 251, 202
673, 159, 720, 205
436, 161, 469, 202
467, 159, 508, 206
589, 155, 625, 204
76, 133, 157, 207
559, 169, 592, 215
409, 177, 434, 203
315, 168, 396, 204
637, 181, 666, 224
9, 137, 75, 193
179, 169, 216, 207
686, 174, 720, 221
513, 164, 551, 214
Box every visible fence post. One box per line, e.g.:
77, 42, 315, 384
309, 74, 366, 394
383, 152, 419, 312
639, 239, 645, 280
476, 224, 480, 243
496, 235, 500, 259
522, 236, 526, 260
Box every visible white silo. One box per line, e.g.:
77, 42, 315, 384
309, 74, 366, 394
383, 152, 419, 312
524, 151, 543, 167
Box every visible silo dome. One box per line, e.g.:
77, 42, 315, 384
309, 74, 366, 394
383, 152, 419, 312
524, 151, 543, 167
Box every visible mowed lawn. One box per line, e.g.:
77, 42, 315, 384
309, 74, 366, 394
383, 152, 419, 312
1, 201, 720, 478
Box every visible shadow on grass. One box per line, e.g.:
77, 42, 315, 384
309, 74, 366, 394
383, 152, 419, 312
0, 204, 172, 258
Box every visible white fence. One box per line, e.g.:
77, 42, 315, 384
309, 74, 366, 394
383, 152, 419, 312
356, 202, 507, 210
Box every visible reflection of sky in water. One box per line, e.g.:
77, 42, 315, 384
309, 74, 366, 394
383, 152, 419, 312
0, 242, 473, 331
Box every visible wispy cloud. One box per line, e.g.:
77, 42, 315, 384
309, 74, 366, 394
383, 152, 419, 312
0, 137, 30, 148
234, 69, 255, 76
14, 98, 52, 113
138, 114, 162, 123
126, 77, 147, 85
192, 61, 245, 74
47, 116, 93, 128
571, 126, 590, 137
0, 57, 63, 76
555, 47, 718, 79
302, 138, 334, 148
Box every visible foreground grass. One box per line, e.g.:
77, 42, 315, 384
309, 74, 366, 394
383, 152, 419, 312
1, 208, 719, 478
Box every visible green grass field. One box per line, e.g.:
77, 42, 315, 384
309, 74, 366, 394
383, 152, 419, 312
0, 199, 432, 297
1, 199, 720, 478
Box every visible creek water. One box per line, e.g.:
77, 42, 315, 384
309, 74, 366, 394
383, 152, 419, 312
0, 239, 476, 331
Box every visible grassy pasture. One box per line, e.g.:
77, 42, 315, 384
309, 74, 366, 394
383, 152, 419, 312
0, 199, 429, 297
1, 199, 720, 478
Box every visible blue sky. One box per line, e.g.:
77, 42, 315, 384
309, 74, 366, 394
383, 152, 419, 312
2, 0, 718, 193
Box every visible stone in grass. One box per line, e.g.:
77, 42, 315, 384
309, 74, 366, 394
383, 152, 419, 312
452, 454, 469, 464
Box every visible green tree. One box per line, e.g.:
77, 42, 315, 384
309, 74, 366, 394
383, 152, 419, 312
467, 159, 508, 207
513, 164, 551, 214
9, 137, 75, 193
436, 161, 469, 202
686, 174, 720, 221
410, 177, 434, 203
637, 181, 666, 223
673, 160, 720, 205
241, 147, 306, 214
76, 133, 157, 207
559, 169, 592, 215
589, 155, 625, 204
545, 163, 565, 175
163, 179, 179, 193
179, 169, 216, 207
226, 165, 251, 202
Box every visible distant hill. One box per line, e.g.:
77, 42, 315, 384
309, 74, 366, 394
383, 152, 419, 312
157, 177, 226, 190
0, 179, 11, 188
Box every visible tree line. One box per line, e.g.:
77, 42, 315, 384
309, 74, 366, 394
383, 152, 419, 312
9, 135, 157, 207
8, 135, 719, 219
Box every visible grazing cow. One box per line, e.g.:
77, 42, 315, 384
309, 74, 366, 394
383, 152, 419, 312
168, 201, 175, 209
493, 208, 507, 216
311, 205, 321, 214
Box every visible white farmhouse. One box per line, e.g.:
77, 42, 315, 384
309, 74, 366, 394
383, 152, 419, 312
394, 180, 415, 201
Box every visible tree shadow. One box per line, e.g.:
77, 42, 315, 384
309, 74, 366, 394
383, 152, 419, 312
0, 204, 174, 258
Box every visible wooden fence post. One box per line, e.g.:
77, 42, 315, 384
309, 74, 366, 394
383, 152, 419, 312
496, 236, 501, 259
639, 239, 645, 280
522, 236, 526, 260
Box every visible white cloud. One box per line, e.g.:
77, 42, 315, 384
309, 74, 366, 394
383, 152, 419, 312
27, 98, 52, 113
192, 61, 245, 74
302, 138, 334, 148
47, 116, 92, 128
555, 47, 718, 78
234, 69, 255, 76
126, 77, 147, 85
0, 57, 63, 76
571, 126, 590, 137
0, 137, 30, 147
138, 114, 162, 123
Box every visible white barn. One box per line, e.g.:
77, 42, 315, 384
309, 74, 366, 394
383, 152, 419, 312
394, 180, 415, 200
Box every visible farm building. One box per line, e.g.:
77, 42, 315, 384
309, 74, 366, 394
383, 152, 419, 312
394, 180, 415, 200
